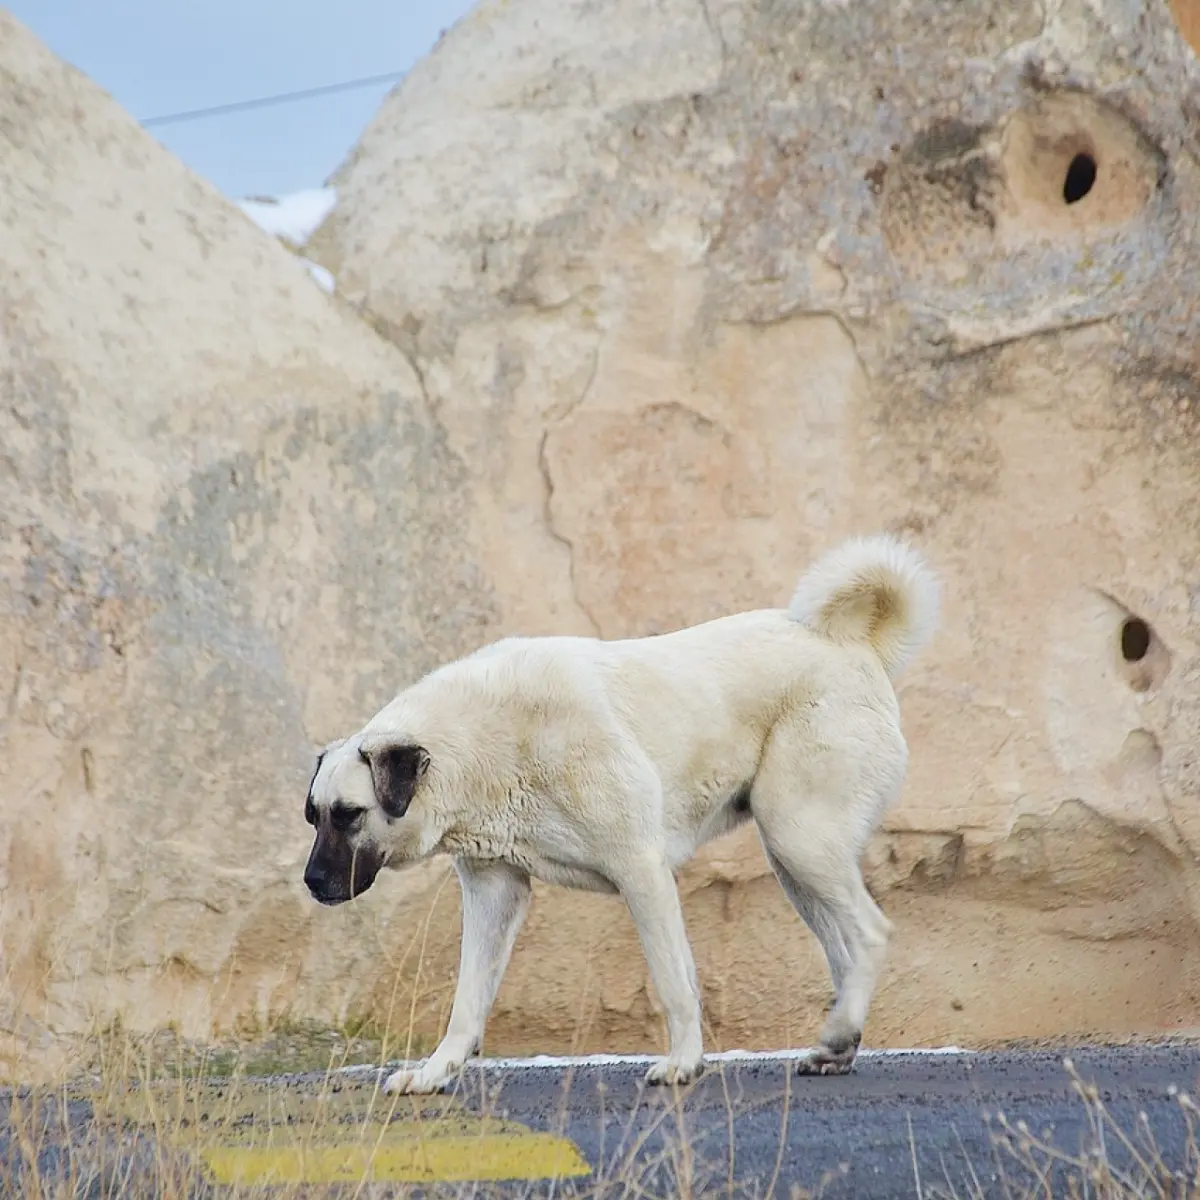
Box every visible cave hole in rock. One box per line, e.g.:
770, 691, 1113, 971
1120, 616, 1151, 663
1063, 152, 1097, 204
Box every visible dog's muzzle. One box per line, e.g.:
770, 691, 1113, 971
304, 833, 384, 905
304, 862, 349, 906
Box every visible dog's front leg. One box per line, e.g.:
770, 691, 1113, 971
617, 855, 705, 1087
384, 858, 531, 1096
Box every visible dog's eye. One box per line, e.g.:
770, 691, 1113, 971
330, 804, 365, 832
304, 798, 317, 827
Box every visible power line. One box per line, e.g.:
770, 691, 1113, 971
140, 68, 408, 128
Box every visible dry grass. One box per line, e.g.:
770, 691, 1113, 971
6, 893, 1200, 1197
6, 1037, 1200, 1199
0, 1031, 813, 1200
921, 1058, 1200, 1200
0, 879, 811, 1200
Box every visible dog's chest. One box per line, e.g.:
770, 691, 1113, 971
438, 809, 618, 895
511, 850, 618, 894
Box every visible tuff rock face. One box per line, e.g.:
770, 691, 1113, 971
0, 11, 498, 1077
5, 0, 1200, 1079
308, 0, 1200, 1051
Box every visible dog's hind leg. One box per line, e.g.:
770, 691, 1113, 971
810, 877, 891, 1076
751, 723, 902, 1076
761, 845, 852, 1000
613, 853, 706, 1087
763, 839, 891, 1076
384, 858, 531, 1095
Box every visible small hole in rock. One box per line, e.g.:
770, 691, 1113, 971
1063, 153, 1097, 204
1121, 617, 1151, 663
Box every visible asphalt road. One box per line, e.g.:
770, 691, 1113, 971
5, 1045, 1200, 1197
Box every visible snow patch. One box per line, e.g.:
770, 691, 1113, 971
301, 258, 336, 294
334, 1045, 973, 1077
479, 1046, 973, 1069
237, 187, 337, 249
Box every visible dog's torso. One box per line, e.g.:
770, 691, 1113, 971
365, 607, 903, 888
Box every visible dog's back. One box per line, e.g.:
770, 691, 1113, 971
581, 533, 939, 833
374, 532, 938, 824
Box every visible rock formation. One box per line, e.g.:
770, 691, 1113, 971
0, 11, 498, 1077
309, 0, 1200, 1051
6, 0, 1200, 1078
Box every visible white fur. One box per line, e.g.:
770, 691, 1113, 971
306, 533, 940, 1094
788, 533, 941, 680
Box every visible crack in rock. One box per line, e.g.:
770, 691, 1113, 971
538, 429, 602, 637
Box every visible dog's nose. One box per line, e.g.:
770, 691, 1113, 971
304, 864, 328, 897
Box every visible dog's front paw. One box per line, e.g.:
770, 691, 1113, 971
644, 1056, 704, 1087
382, 1062, 458, 1096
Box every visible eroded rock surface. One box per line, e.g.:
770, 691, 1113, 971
7, 0, 1200, 1078
308, 0, 1200, 1052
0, 12, 498, 1077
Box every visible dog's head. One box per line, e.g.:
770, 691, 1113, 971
302, 734, 431, 906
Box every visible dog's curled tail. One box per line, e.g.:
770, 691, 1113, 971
788, 533, 941, 680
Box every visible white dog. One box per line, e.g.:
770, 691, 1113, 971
302, 533, 940, 1093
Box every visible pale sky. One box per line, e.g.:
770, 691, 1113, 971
11, 0, 478, 198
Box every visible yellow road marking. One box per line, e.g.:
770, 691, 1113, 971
203, 1132, 591, 1184
88, 1074, 592, 1184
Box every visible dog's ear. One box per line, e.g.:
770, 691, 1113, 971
358, 738, 430, 819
